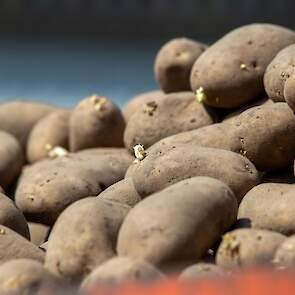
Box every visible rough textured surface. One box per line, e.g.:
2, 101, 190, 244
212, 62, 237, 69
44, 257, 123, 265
179, 263, 225, 280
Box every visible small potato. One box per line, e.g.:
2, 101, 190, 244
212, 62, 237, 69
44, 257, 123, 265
179, 263, 224, 281
98, 178, 141, 207
0, 101, 58, 148
0, 131, 24, 190
216, 229, 285, 269
69, 95, 125, 152
154, 37, 207, 93
124, 92, 216, 152
28, 222, 49, 246
15, 148, 133, 225
81, 256, 164, 290
45, 198, 130, 281
238, 183, 295, 235
273, 235, 295, 269
190, 24, 295, 108
0, 259, 60, 294
126, 144, 260, 203
117, 177, 238, 267
123, 90, 164, 122
26, 109, 70, 163
0, 225, 44, 264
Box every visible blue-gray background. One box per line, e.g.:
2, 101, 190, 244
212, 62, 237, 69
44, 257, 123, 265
0, 0, 294, 108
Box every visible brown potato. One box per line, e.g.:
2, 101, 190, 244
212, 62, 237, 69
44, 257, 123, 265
28, 222, 49, 246
0, 101, 58, 148
117, 177, 238, 267
26, 109, 70, 163
126, 144, 260, 203
154, 37, 207, 93
123, 90, 164, 122
0, 259, 60, 294
216, 229, 285, 269
238, 183, 295, 235
0, 225, 44, 264
45, 198, 130, 281
69, 95, 125, 152
190, 24, 295, 108
81, 256, 164, 290
0, 131, 24, 190
284, 74, 295, 111
98, 178, 141, 207
124, 92, 216, 152
273, 235, 295, 269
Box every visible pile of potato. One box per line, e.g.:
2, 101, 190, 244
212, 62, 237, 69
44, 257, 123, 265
2, 23, 295, 294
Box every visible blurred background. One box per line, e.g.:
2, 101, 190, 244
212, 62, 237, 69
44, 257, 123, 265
0, 0, 294, 107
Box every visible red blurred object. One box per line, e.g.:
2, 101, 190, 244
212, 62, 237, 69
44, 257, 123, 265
85, 269, 295, 295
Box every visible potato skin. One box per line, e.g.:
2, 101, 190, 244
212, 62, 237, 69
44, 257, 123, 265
81, 256, 164, 290
126, 144, 259, 203
0, 131, 24, 190
273, 235, 295, 269
284, 74, 295, 111
45, 198, 130, 281
238, 183, 295, 235
15, 149, 133, 225
0, 225, 44, 264
216, 229, 285, 269
28, 222, 49, 246
98, 178, 141, 207
27, 109, 70, 163
123, 90, 164, 122
154, 38, 207, 93
124, 92, 216, 152
0, 259, 60, 294
190, 23, 295, 108
0, 101, 57, 148
117, 177, 238, 266
69, 95, 125, 152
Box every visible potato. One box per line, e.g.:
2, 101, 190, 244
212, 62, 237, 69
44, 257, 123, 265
284, 74, 295, 111
0, 193, 30, 239
238, 183, 295, 235
126, 144, 260, 203
81, 256, 164, 290
28, 222, 49, 246
15, 148, 133, 225
26, 109, 70, 163
0, 131, 24, 190
69, 95, 125, 152
117, 177, 238, 267
216, 229, 285, 269
123, 90, 164, 122
179, 263, 224, 280
124, 92, 216, 152
0, 259, 60, 294
0, 225, 44, 264
273, 235, 295, 269
0, 101, 57, 148
98, 178, 141, 207
45, 198, 130, 281
190, 24, 295, 108
154, 38, 207, 93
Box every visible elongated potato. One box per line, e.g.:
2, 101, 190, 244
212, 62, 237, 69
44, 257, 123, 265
45, 198, 130, 280
0, 101, 58, 148
15, 149, 133, 225
28, 222, 49, 246
0, 225, 44, 264
273, 235, 295, 269
123, 90, 164, 122
117, 177, 238, 267
0, 131, 24, 190
124, 92, 216, 152
126, 144, 259, 203
69, 95, 125, 151
190, 24, 295, 108
238, 184, 295, 235
179, 263, 224, 280
81, 256, 164, 290
216, 229, 285, 269
0, 259, 60, 294
155, 38, 207, 93
27, 109, 70, 163
98, 178, 141, 207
